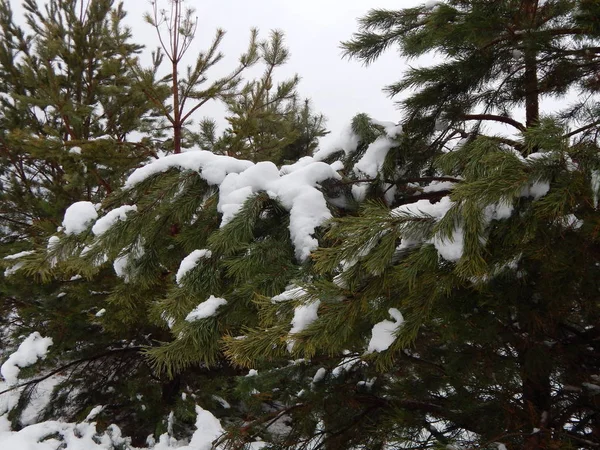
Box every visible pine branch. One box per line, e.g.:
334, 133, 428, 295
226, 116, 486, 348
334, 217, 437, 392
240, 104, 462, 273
0, 346, 143, 396
461, 114, 526, 132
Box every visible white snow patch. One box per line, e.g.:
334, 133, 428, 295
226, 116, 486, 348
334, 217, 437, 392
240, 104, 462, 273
1, 332, 53, 385
178, 405, 224, 450
287, 300, 321, 351
522, 180, 550, 200
212, 395, 231, 409
185, 296, 228, 322
332, 353, 362, 377
272, 286, 306, 303
85, 405, 104, 421
3, 251, 35, 260
91, 205, 137, 236
432, 227, 465, 262
392, 197, 465, 261
592, 170, 600, 208
62, 201, 98, 235
218, 161, 340, 261
424, 0, 441, 9
3, 251, 35, 276
176, 249, 212, 285
125, 150, 253, 189
95, 309, 106, 318
372, 119, 402, 138
354, 136, 396, 178
313, 124, 359, 161
422, 181, 455, 193
312, 368, 327, 383
69, 146, 81, 155
367, 308, 404, 353
558, 214, 583, 230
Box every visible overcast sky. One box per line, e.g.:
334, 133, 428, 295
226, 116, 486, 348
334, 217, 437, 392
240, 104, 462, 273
121, 0, 426, 146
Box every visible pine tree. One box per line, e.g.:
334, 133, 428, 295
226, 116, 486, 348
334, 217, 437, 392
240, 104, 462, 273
4, 1, 600, 449
0, 0, 167, 442
139, 0, 260, 154
197, 31, 327, 164
1, 6, 329, 447
222, 1, 600, 449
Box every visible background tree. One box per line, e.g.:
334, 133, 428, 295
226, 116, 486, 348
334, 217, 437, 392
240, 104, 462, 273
197, 31, 327, 164
0, 0, 170, 443
139, 0, 260, 154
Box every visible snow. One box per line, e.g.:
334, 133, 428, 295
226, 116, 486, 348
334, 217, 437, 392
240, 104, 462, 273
3, 251, 35, 276
332, 353, 362, 377
246, 369, 258, 377
521, 180, 550, 199
113, 254, 130, 281
91, 205, 137, 236
367, 308, 404, 353
392, 197, 466, 261
20, 375, 64, 426
185, 296, 228, 322
354, 136, 396, 178
287, 300, 321, 351
280, 156, 316, 175
95, 309, 106, 318
3, 251, 35, 260
313, 123, 359, 161
62, 202, 98, 235
69, 146, 81, 155
592, 170, 600, 208
312, 367, 327, 383
1, 332, 53, 385
371, 119, 402, 138
211, 395, 231, 409
218, 160, 340, 261
422, 181, 456, 193
124, 149, 253, 189
557, 214, 583, 230
178, 406, 224, 450
176, 249, 212, 285
432, 227, 465, 262
4, 263, 24, 277
424, 0, 441, 8
272, 286, 306, 303
84, 405, 104, 421
47, 236, 60, 251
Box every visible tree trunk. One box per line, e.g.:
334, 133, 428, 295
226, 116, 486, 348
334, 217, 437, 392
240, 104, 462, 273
523, 0, 539, 129
520, 346, 551, 450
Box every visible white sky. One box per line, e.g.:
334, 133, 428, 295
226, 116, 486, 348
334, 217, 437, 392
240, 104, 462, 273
121, 0, 427, 145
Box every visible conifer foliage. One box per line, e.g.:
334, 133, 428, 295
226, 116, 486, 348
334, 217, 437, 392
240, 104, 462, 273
1, 1, 600, 450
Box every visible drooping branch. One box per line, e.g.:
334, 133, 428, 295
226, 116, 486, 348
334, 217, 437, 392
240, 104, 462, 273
461, 114, 526, 132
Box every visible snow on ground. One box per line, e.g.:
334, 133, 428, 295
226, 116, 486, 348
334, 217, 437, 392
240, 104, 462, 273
185, 296, 228, 322
0, 405, 268, 449
62, 201, 98, 235
1, 332, 53, 385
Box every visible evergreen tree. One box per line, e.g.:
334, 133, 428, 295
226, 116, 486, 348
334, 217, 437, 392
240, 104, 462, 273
223, 1, 600, 448
0, 0, 168, 443
4, 1, 600, 449
139, 0, 260, 154
197, 31, 327, 164
1, 3, 329, 446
